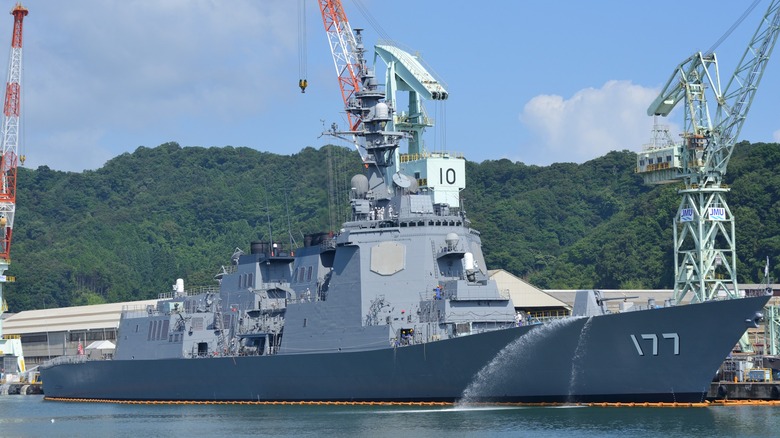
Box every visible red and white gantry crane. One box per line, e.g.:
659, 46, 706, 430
0, 2, 28, 376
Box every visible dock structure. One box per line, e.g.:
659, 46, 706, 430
0, 381, 42, 395
708, 382, 780, 400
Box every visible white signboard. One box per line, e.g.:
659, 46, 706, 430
708, 207, 726, 221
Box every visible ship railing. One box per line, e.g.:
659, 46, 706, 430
448, 290, 511, 301
399, 151, 464, 162
420, 287, 510, 303
525, 312, 570, 326
319, 238, 336, 251
468, 321, 521, 334
121, 304, 159, 318
158, 285, 220, 300
39, 354, 89, 369
220, 265, 237, 275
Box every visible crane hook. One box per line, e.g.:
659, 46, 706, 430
299, 79, 308, 93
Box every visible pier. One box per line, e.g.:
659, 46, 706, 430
0, 382, 43, 395
708, 382, 780, 400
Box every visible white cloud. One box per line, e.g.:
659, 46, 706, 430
518, 80, 668, 165
20, 0, 297, 172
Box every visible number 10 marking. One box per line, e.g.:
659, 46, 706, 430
439, 168, 456, 185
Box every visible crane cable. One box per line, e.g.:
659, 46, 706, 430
706, 0, 761, 54
351, 0, 393, 44
297, 0, 307, 93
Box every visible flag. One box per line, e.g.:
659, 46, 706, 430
766, 257, 770, 278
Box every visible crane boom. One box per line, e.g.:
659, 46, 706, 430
647, 52, 713, 119
0, 3, 26, 262
715, 1, 780, 173
375, 44, 447, 156
317, 0, 363, 131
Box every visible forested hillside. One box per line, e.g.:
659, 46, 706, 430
7, 141, 780, 311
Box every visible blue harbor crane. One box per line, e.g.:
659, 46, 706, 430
374, 44, 465, 209
637, 0, 780, 305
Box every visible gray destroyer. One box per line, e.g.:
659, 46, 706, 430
40, 40, 770, 404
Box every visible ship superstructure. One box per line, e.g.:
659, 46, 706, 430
112, 36, 514, 363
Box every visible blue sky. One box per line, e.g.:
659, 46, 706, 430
6, 0, 780, 172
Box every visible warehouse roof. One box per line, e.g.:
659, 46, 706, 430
488, 269, 569, 309
3, 299, 159, 335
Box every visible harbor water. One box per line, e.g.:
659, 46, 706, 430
2, 396, 780, 437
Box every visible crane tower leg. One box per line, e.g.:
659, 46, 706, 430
673, 187, 738, 304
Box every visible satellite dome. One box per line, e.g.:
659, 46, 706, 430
375, 102, 390, 120
351, 174, 369, 197
445, 233, 459, 250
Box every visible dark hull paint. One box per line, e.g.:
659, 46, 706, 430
41, 295, 770, 403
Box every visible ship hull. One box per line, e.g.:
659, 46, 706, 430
41, 295, 769, 403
